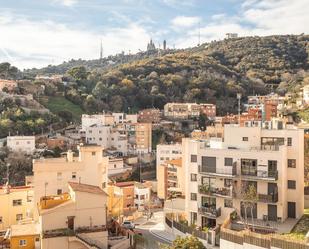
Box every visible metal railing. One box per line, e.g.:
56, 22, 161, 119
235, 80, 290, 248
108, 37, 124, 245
198, 185, 232, 197
198, 206, 221, 218
258, 192, 278, 203
198, 165, 237, 176
241, 169, 278, 180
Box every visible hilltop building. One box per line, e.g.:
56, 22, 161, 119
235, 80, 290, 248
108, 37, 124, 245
7, 136, 35, 154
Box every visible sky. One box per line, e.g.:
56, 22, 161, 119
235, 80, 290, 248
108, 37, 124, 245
0, 0, 308, 69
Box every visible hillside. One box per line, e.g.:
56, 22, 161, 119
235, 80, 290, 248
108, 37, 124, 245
1, 35, 309, 127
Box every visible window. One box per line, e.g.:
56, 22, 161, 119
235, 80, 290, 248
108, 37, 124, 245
242, 137, 248, 141
224, 199, 233, 208
72, 172, 77, 179
288, 159, 296, 168
224, 158, 233, 166
19, 240, 27, 246
114, 164, 117, 168
27, 141, 30, 144
224, 179, 232, 187
288, 180, 296, 189
57, 189, 62, 195
190, 174, 197, 181
16, 214, 23, 221
0, 216, 2, 223
92, 151, 96, 156
191, 155, 197, 162
102, 182, 106, 189
57, 172, 62, 180
99, 138, 102, 141
287, 137, 292, 146
13, 199, 22, 206
190, 193, 197, 201
190, 212, 197, 225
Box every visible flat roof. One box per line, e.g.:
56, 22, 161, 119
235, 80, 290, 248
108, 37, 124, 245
68, 182, 107, 196
11, 223, 40, 237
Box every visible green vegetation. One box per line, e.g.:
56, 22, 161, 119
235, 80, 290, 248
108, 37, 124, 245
40, 96, 84, 122
162, 236, 205, 249
0, 98, 58, 138
282, 209, 309, 241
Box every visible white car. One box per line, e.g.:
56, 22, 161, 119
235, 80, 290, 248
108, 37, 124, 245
122, 221, 135, 229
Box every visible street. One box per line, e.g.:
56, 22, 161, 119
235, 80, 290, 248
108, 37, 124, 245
134, 211, 176, 249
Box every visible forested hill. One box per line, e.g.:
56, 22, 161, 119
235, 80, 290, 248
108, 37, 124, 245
4, 35, 309, 117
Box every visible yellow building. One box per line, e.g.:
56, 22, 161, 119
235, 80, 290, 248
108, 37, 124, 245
0, 185, 34, 231
107, 184, 124, 218
10, 223, 40, 249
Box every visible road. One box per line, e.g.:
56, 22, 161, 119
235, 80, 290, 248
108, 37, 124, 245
134, 211, 176, 249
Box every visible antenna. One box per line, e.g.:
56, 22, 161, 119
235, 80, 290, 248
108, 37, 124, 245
100, 40, 103, 60
198, 22, 201, 46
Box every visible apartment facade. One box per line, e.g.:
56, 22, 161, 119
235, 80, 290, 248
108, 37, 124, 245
184, 124, 304, 229
32, 145, 108, 217
85, 124, 128, 155
0, 185, 34, 231
164, 103, 216, 120
138, 108, 162, 123
157, 159, 184, 199
7, 136, 35, 153
81, 114, 114, 130
130, 123, 152, 154
134, 183, 151, 210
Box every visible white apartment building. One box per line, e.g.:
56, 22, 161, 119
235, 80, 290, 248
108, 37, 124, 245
156, 143, 182, 179
85, 124, 128, 156
112, 113, 138, 124
183, 124, 304, 230
81, 114, 114, 130
7, 136, 35, 153
32, 145, 108, 218
108, 157, 131, 176
164, 103, 201, 119
134, 183, 151, 210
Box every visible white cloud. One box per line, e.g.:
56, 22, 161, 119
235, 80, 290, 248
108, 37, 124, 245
0, 12, 150, 69
52, 0, 77, 7
174, 0, 309, 48
162, 0, 196, 7
171, 16, 201, 28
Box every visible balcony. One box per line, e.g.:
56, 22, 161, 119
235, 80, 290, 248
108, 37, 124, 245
198, 185, 232, 198
198, 165, 237, 177
198, 206, 221, 219
240, 169, 278, 181
39, 193, 70, 210
258, 192, 278, 203
168, 175, 177, 181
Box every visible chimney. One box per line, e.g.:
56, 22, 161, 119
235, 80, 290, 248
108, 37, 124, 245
67, 150, 74, 162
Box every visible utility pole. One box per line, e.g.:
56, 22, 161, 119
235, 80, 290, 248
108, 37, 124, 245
237, 93, 242, 125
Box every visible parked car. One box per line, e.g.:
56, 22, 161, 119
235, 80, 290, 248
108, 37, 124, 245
122, 220, 135, 229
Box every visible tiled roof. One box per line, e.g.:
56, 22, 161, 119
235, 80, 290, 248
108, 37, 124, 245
114, 181, 135, 187
68, 182, 107, 195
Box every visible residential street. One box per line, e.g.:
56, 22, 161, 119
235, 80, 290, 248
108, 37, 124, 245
134, 211, 176, 248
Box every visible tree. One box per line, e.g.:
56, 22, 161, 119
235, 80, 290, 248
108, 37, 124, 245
241, 183, 258, 231
67, 66, 88, 81
162, 236, 205, 249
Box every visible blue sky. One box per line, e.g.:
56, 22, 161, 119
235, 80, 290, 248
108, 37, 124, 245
0, 0, 308, 69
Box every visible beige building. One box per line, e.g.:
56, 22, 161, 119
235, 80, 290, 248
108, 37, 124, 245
130, 123, 152, 154
39, 182, 108, 249
7, 136, 35, 153
32, 145, 108, 217
0, 185, 34, 231
184, 124, 304, 230
0, 79, 17, 91
157, 159, 185, 200
164, 103, 216, 120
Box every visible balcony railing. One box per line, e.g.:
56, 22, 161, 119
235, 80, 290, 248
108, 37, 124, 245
198, 165, 237, 177
241, 169, 278, 180
198, 206, 221, 219
258, 192, 278, 203
198, 185, 232, 197
168, 175, 177, 181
